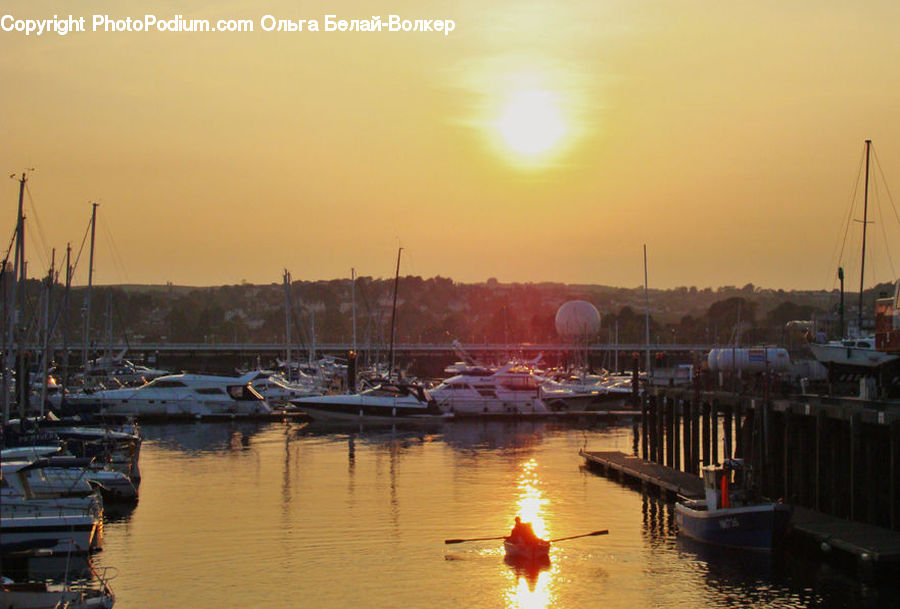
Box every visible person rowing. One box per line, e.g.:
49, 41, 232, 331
508, 516, 539, 544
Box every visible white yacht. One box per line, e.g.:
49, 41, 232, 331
1, 461, 104, 553
53, 373, 273, 419
808, 336, 899, 369
1, 447, 137, 501
430, 364, 550, 415
290, 382, 447, 422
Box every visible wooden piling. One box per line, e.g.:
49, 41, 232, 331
892, 421, 899, 531
711, 400, 719, 465
673, 398, 681, 471
656, 394, 665, 464
850, 412, 861, 522
682, 399, 692, 475
723, 403, 733, 462
641, 393, 649, 461
701, 401, 711, 466
665, 396, 675, 468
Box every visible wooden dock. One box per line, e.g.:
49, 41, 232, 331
580, 450, 900, 582
580, 450, 703, 499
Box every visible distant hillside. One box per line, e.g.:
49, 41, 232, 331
10, 277, 896, 348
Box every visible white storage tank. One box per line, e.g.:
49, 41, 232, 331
707, 348, 790, 372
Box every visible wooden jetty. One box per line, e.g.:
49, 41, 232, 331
580, 450, 703, 499
581, 385, 900, 583
581, 449, 900, 581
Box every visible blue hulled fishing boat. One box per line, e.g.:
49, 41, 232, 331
675, 460, 791, 551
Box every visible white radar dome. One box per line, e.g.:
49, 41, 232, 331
555, 300, 601, 338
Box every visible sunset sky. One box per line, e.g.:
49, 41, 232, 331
2, 0, 899, 291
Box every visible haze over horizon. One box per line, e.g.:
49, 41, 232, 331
2, 1, 899, 292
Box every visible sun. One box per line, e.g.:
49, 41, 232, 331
495, 88, 567, 161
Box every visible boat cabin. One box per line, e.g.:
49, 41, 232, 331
702, 459, 752, 511
875, 279, 900, 353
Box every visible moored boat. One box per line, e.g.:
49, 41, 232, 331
674, 461, 791, 551
290, 382, 450, 422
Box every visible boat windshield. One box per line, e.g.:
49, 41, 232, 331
227, 384, 266, 401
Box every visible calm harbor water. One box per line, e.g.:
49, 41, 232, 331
88, 420, 893, 608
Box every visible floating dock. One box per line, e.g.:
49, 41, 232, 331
580, 449, 900, 582
580, 450, 703, 498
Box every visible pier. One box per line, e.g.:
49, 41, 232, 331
581, 386, 900, 582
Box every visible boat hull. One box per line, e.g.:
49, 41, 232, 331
503, 538, 550, 562
809, 342, 899, 368
0, 514, 99, 554
293, 397, 449, 423
675, 500, 791, 551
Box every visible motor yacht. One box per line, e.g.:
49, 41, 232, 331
430, 364, 550, 415
52, 373, 272, 419
290, 382, 447, 422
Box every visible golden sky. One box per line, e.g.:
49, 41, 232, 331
2, 0, 899, 290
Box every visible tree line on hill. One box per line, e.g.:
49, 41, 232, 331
4, 274, 895, 350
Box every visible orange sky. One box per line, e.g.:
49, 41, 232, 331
2, 0, 899, 291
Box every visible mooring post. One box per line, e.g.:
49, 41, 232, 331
691, 399, 701, 474
682, 398, 692, 474
723, 403, 733, 462
711, 400, 719, 465
701, 401, 711, 466
830, 416, 840, 517
865, 422, 877, 526
656, 393, 665, 464
815, 409, 826, 512
850, 412, 861, 522
641, 392, 649, 461
891, 420, 899, 531
665, 396, 675, 468
783, 409, 793, 502
672, 398, 681, 469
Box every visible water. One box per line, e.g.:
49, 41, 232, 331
87, 420, 894, 608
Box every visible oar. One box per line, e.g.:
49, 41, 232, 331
549, 529, 609, 543
444, 535, 509, 544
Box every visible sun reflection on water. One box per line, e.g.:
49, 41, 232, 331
514, 458, 548, 538
505, 458, 555, 609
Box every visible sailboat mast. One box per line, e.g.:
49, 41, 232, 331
39, 250, 55, 416
387, 248, 402, 380
283, 269, 292, 376
82, 202, 98, 371
858, 139, 871, 333
15, 174, 28, 419
643, 244, 651, 374
62, 243, 72, 398
351, 267, 357, 355
3, 172, 26, 425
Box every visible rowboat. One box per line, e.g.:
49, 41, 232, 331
503, 537, 550, 562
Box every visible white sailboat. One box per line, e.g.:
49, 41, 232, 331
810, 141, 900, 372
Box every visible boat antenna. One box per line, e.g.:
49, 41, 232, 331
387, 247, 402, 381
858, 139, 871, 333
